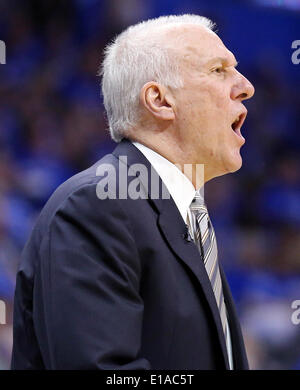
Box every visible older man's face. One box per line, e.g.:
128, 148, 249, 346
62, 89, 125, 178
170, 25, 255, 181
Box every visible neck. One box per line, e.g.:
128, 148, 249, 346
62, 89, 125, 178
130, 133, 210, 190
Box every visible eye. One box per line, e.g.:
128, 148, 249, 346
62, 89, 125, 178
213, 67, 224, 74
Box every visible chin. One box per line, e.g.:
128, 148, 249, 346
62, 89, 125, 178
208, 151, 243, 180
224, 153, 243, 174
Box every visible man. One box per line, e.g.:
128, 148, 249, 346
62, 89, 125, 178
11, 14, 254, 369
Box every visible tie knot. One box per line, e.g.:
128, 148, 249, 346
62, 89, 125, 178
189, 191, 207, 215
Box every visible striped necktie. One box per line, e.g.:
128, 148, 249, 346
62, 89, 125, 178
188, 193, 229, 349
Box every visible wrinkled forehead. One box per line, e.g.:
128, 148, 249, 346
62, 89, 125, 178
164, 24, 236, 67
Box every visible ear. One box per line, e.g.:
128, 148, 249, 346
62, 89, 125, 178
140, 82, 175, 121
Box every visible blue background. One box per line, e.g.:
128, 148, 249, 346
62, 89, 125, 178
0, 0, 299, 369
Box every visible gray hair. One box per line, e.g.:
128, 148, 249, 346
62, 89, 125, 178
99, 14, 215, 142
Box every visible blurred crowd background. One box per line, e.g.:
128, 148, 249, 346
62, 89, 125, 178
0, 0, 299, 370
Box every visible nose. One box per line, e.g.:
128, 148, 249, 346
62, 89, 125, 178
231, 72, 255, 101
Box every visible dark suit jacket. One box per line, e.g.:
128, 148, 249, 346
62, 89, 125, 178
11, 139, 248, 370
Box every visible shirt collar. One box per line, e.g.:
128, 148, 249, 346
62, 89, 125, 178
132, 141, 196, 223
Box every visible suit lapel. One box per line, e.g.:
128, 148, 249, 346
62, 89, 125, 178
158, 198, 230, 369
113, 139, 230, 368
219, 265, 249, 369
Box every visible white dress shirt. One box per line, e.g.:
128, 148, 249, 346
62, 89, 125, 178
132, 141, 196, 223
132, 141, 234, 370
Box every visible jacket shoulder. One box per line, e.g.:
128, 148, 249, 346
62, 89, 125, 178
30, 153, 120, 241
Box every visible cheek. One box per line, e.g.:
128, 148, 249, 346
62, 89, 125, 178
177, 84, 231, 137
200, 82, 230, 112
214, 91, 229, 110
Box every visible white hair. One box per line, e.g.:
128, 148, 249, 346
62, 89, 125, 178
99, 14, 215, 142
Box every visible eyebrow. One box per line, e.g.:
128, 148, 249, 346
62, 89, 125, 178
206, 56, 238, 68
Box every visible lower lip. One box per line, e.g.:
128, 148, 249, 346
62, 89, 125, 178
232, 129, 245, 145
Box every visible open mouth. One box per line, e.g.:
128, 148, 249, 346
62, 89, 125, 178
231, 111, 247, 138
